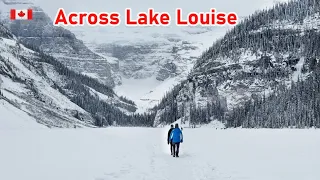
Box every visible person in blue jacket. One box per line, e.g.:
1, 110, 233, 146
170, 123, 183, 157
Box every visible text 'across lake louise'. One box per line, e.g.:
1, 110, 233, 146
53, 8, 238, 26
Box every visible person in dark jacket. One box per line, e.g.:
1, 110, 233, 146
170, 123, 183, 157
167, 125, 174, 155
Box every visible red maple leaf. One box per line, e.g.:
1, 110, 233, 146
18, 11, 25, 17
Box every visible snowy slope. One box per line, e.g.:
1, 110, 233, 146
0, 99, 46, 129
0, 127, 319, 180
0, 23, 141, 127
0, 36, 98, 127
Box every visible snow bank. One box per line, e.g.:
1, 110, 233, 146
0, 99, 46, 129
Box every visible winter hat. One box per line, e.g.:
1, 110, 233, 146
175, 123, 179, 128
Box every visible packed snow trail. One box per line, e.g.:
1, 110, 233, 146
0, 127, 319, 180
94, 129, 228, 180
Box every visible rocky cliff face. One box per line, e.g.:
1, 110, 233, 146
0, 0, 115, 87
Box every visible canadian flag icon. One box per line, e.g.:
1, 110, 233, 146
10, 9, 33, 20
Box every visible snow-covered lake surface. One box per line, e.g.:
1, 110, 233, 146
0, 126, 319, 180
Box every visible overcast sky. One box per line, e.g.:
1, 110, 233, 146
27, 0, 290, 43
33, 0, 290, 21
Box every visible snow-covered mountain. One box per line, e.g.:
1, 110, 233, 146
1, 0, 290, 113
153, 0, 320, 128
71, 25, 231, 112
0, 0, 296, 127
57, 0, 288, 112
0, 0, 231, 113
0, 30, 94, 127
0, 0, 115, 87
0, 21, 143, 127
